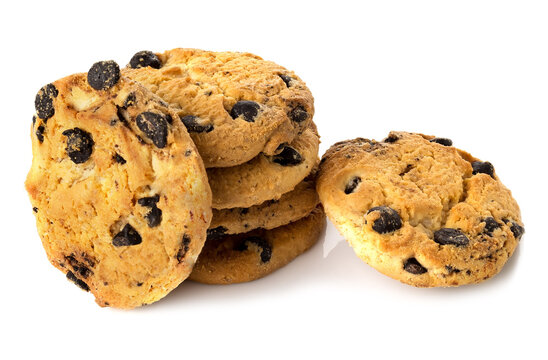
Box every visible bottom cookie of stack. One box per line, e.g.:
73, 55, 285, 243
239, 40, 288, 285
190, 205, 325, 284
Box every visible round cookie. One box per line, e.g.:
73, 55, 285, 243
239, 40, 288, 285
190, 205, 325, 284
317, 131, 524, 287
208, 125, 320, 209
123, 48, 314, 168
26, 62, 212, 309
208, 179, 320, 235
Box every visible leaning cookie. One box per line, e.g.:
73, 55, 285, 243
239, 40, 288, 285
317, 132, 524, 287
26, 62, 212, 308
209, 179, 320, 235
190, 206, 325, 284
208, 125, 319, 209
123, 48, 314, 168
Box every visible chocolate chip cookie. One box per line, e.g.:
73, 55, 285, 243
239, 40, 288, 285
123, 48, 314, 168
207, 125, 319, 209
26, 62, 212, 308
317, 132, 524, 287
190, 206, 325, 284
209, 179, 320, 235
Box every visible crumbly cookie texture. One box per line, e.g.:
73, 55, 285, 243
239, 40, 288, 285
190, 205, 325, 285
208, 125, 319, 209
209, 179, 319, 235
123, 48, 314, 168
26, 64, 212, 309
317, 131, 524, 287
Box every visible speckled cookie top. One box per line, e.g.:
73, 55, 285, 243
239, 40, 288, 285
207, 124, 320, 209
123, 48, 314, 168
26, 65, 212, 308
317, 131, 524, 287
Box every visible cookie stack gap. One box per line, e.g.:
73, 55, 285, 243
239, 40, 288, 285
123, 48, 325, 284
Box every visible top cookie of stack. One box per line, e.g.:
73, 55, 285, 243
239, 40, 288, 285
124, 49, 323, 283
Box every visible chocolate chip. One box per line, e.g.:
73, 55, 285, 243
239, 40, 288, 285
230, 101, 260, 122
66, 271, 90, 291
32, 207, 38, 213
176, 235, 191, 262
433, 228, 469, 246
65, 255, 92, 279
207, 226, 227, 240
112, 224, 142, 247
504, 219, 525, 240
445, 265, 461, 274
482, 217, 501, 236
344, 176, 362, 194
129, 50, 162, 69
279, 74, 293, 87
113, 153, 126, 164
180, 115, 214, 133
32, 115, 36, 125
136, 111, 168, 148
384, 134, 399, 143
123, 92, 136, 108
472, 161, 495, 178
87, 60, 120, 90
36, 125, 45, 143
403, 258, 427, 274
138, 195, 162, 227
289, 105, 309, 123
430, 138, 453, 146
35, 83, 58, 120
367, 206, 402, 234
62, 128, 94, 164
271, 146, 303, 166
234, 236, 272, 263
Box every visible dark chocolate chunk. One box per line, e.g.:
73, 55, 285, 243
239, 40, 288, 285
384, 134, 399, 143
32, 115, 36, 125
344, 176, 362, 194
36, 125, 45, 143
129, 50, 162, 69
289, 105, 309, 123
123, 92, 136, 108
207, 226, 227, 240
504, 219, 525, 240
367, 206, 402, 234
136, 111, 168, 148
482, 217, 501, 236
279, 74, 293, 87
403, 258, 427, 274
35, 83, 58, 120
62, 128, 94, 164
430, 137, 453, 146
445, 265, 461, 274
112, 224, 142, 247
138, 195, 161, 227
433, 228, 469, 246
472, 161, 495, 178
137, 195, 159, 207
113, 153, 126, 164
180, 115, 213, 133
271, 146, 303, 166
32, 207, 38, 213
176, 235, 191, 262
234, 236, 272, 263
230, 101, 260, 122
66, 255, 92, 279
66, 271, 90, 291
87, 60, 120, 90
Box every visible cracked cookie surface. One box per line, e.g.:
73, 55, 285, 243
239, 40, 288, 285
317, 131, 524, 287
26, 69, 212, 308
190, 205, 325, 284
123, 48, 314, 168
207, 124, 320, 209
209, 179, 320, 235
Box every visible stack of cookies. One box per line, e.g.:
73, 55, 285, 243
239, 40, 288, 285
123, 49, 325, 284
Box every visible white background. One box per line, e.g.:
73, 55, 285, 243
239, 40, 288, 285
1, 1, 546, 359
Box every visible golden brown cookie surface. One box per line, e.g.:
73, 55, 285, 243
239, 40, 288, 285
317, 132, 524, 287
26, 64, 212, 309
190, 206, 325, 285
207, 125, 319, 209
209, 179, 320, 235
123, 48, 314, 168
